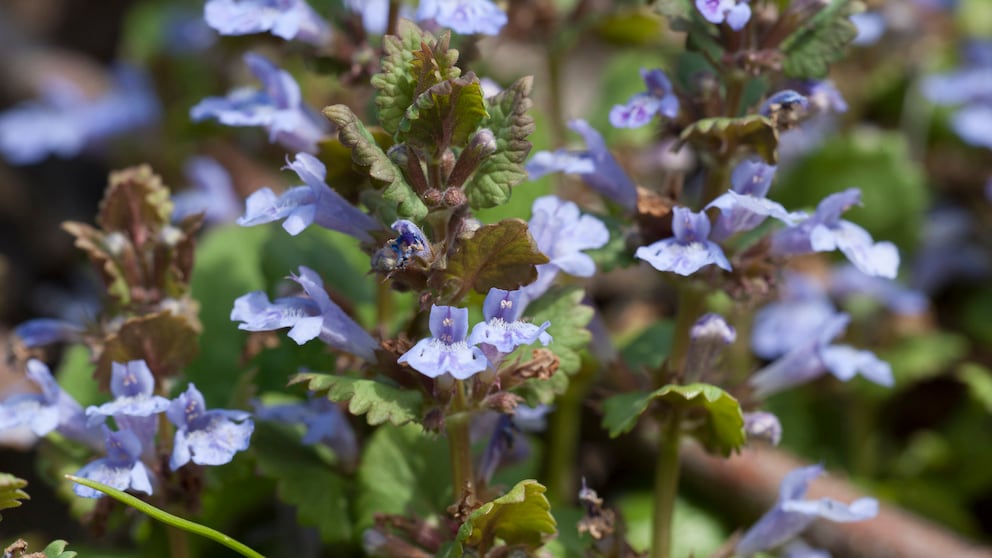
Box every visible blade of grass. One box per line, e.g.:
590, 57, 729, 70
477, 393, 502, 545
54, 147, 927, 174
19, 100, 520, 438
65, 474, 265, 558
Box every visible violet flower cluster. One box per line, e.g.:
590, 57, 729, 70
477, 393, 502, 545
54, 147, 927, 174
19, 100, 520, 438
0, 359, 253, 498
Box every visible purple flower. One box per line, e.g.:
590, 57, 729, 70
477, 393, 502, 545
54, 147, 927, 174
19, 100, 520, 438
85, 361, 170, 452
751, 292, 836, 360
949, 105, 992, 149
706, 158, 796, 240
829, 264, 928, 315
771, 188, 900, 278
254, 396, 358, 466
0, 360, 98, 445
172, 157, 241, 224
519, 196, 609, 306
72, 426, 153, 498
782, 539, 831, 558
684, 313, 736, 382
635, 207, 731, 276
14, 318, 83, 347
417, 0, 507, 35
526, 120, 638, 211
467, 288, 552, 359
735, 464, 879, 556
696, 0, 751, 30
0, 67, 159, 165
398, 306, 488, 380
204, 0, 331, 46
851, 12, 886, 46
166, 384, 254, 470
806, 80, 849, 114
912, 207, 991, 292
750, 313, 893, 397
744, 411, 782, 446
190, 53, 329, 154
231, 266, 379, 360
237, 152, 380, 241
609, 69, 679, 129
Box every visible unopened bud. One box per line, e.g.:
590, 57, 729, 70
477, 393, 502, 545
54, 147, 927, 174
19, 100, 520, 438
744, 411, 782, 446
442, 188, 467, 208
468, 128, 497, 158
422, 188, 443, 207
484, 392, 522, 413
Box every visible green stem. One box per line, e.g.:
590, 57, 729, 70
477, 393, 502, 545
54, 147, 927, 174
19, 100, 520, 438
667, 285, 706, 379
651, 413, 682, 558
66, 475, 265, 558
700, 154, 733, 210
376, 280, 393, 338
448, 380, 474, 504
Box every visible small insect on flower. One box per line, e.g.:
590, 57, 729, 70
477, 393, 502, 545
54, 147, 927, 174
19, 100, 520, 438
372, 220, 433, 274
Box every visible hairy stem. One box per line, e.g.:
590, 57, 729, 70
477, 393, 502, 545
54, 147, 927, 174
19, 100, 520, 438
651, 412, 682, 558
448, 380, 474, 505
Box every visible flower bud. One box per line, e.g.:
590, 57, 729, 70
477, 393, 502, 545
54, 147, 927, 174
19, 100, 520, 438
442, 187, 467, 208
446, 128, 497, 189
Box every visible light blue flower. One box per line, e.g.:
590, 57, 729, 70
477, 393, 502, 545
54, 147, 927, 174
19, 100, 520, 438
519, 196, 610, 306
417, 0, 507, 35
0, 360, 99, 446
204, 0, 331, 46
85, 361, 171, 452
72, 425, 153, 498
0, 67, 159, 165
190, 53, 329, 154
696, 0, 751, 30
398, 305, 488, 380
684, 313, 736, 382
467, 288, 552, 358
635, 207, 732, 276
231, 265, 379, 360
609, 69, 679, 129
771, 189, 900, 278
751, 276, 836, 360
851, 12, 886, 46
750, 313, 893, 397
254, 395, 358, 466
237, 152, 380, 241
736, 464, 879, 556
744, 411, 782, 446
829, 264, 928, 315
526, 120, 638, 211
172, 157, 241, 224
14, 318, 83, 347
166, 384, 254, 470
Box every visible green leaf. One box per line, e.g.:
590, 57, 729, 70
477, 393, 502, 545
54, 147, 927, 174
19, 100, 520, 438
958, 363, 992, 415
42, 540, 77, 558
251, 424, 353, 543
600, 383, 745, 456
780, 0, 864, 79
356, 425, 451, 531
620, 321, 675, 371
400, 74, 488, 152
601, 390, 661, 437
371, 20, 460, 135
65, 474, 264, 558
324, 104, 427, 221
456, 480, 556, 553
187, 225, 269, 405
291, 373, 423, 426
524, 287, 593, 377
430, 219, 549, 301
465, 76, 536, 209
678, 115, 778, 164
0, 473, 29, 520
